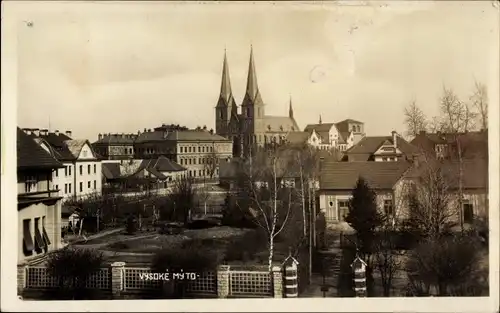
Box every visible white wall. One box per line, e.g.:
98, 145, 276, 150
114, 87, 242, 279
52, 163, 74, 199
18, 200, 62, 264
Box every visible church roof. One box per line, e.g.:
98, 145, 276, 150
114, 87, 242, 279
263, 116, 300, 133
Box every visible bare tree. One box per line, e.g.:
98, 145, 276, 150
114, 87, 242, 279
203, 148, 219, 179
470, 81, 488, 130
235, 147, 294, 271
374, 224, 404, 297
404, 100, 428, 139
403, 156, 458, 240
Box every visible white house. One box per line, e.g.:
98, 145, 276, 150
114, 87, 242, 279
318, 157, 488, 231
17, 128, 64, 264
23, 128, 103, 201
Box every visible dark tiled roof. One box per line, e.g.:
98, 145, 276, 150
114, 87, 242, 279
337, 119, 363, 124
102, 163, 121, 179
304, 123, 335, 134
286, 132, 310, 144
410, 131, 488, 159
135, 130, 230, 143
93, 134, 137, 145
338, 131, 351, 144
38, 133, 75, 160
404, 158, 488, 190
17, 128, 64, 170
144, 156, 186, 172
346, 135, 418, 157
320, 161, 412, 190
65, 139, 96, 159
146, 168, 167, 180
263, 116, 300, 133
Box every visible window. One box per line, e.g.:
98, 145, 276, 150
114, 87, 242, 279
94, 164, 97, 174
55, 184, 58, 191
55, 169, 58, 177
65, 184, 68, 194
189, 159, 192, 165
23, 219, 34, 255
193, 158, 197, 165
383, 199, 394, 216
69, 166, 72, 176
338, 200, 350, 222
80, 182, 83, 192
79, 165, 83, 175
88, 181, 91, 188
65, 167, 68, 176
34, 217, 46, 251
198, 147, 201, 153
463, 201, 474, 224
88, 164, 91, 174
194, 171, 197, 177
69, 183, 72, 194
25, 175, 37, 193
94, 180, 96, 189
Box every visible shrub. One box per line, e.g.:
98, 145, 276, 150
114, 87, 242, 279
46, 247, 104, 300
221, 194, 256, 228
224, 230, 267, 262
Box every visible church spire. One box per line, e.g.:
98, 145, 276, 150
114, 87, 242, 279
246, 45, 260, 101
289, 95, 294, 118
319, 114, 322, 124
220, 48, 232, 103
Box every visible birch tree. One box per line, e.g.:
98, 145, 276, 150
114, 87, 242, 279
235, 147, 294, 271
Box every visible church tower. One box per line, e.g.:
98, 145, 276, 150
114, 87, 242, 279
215, 49, 237, 137
241, 45, 265, 136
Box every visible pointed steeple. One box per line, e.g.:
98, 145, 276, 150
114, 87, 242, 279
245, 45, 260, 102
289, 95, 294, 118
220, 48, 232, 103
319, 114, 322, 124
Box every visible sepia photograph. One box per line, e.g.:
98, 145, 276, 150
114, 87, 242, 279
1, 0, 499, 311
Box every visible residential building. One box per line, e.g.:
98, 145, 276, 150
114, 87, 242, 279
134, 128, 232, 179
303, 117, 359, 151
318, 160, 412, 227
92, 133, 138, 160
342, 131, 419, 162
214, 47, 301, 157
335, 119, 366, 146
17, 127, 64, 264
410, 130, 488, 160
22, 128, 103, 200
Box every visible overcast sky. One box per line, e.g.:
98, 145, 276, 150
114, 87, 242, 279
14, 1, 499, 141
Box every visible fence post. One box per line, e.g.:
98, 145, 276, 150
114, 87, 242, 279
217, 265, 230, 298
272, 266, 283, 298
284, 262, 298, 298
17, 263, 27, 295
110, 262, 125, 299
351, 256, 367, 297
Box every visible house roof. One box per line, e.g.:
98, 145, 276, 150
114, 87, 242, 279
64, 139, 92, 158
93, 134, 137, 145
336, 119, 363, 125
345, 135, 418, 158
102, 163, 121, 179
135, 130, 229, 143
37, 133, 75, 161
304, 123, 334, 144
262, 116, 300, 133
17, 128, 64, 170
410, 131, 488, 159
338, 132, 351, 144
404, 158, 488, 190
286, 132, 310, 144
139, 156, 186, 173
320, 161, 412, 190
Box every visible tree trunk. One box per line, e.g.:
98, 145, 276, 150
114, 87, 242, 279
268, 235, 275, 272
457, 138, 464, 232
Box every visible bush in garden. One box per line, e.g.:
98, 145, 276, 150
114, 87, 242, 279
45, 247, 105, 300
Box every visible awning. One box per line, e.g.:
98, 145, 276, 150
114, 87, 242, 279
42, 226, 51, 246
34, 226, 46, 251
23, 222, 34, 252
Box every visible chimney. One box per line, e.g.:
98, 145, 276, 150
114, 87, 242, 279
137, 130, 141, 135
32, 128, 40, 136
54, 129, 60, 136
122, 133, 126, 138
98, 133, 103, 141
40, 129, 48, 136
148, 129, 152, 132
65, 130, 72, 138
391, 131, 397, 149
144, 128, 147, 133
22, 128, 31, 135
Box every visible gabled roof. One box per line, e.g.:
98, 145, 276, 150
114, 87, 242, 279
304, 123, 335, 134
64, 139, 97, 159
37, 133, 75, 161
410, 131, 488, 159
17, 128, 64, 170
93, 134, 137, 145
140, 156, 186, 173
345, 135, 418, 159
320, 161, 412, 190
